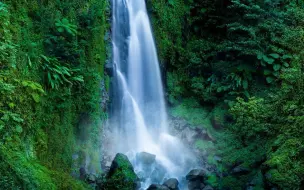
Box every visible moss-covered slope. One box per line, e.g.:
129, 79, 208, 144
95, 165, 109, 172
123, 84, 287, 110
0, 0, 109, 189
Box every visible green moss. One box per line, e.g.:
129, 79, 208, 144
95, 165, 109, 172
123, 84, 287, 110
170, 98, 212, 129
0, 0, 109, 188
0, 145, 89, 190
194, 140, 215, 152
104, 154, 138, 190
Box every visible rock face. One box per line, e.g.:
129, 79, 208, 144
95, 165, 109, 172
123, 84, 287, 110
150, 163, 167, 183
180, 127, 198, 144
211, 116, 224, 130
186, 169, 209, 190
104, 153, 139, 190
230, 165, 251, 176
186, 169, 208, 181
163, 178, 179, 190
136, 152, 156, 165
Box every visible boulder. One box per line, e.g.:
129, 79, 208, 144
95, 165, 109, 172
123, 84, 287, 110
170, 118, 188, 131
163, 178, 179, 190
136, 152, 156, 165
137, 171, 145, 182
151, 164, 167, 183
198, 129, 216, 142
181, 127, 198, 143
86, 174, 96, 184
147, 184, 170, 190
104, 153, 139, 190
79, 167, 86, 180
230, 165, 251, 176
188, 180, 205, 190
186, 169, 209, 190
202, 185, 214, 190
186, 169, 208, 181
105, 62, 113, 77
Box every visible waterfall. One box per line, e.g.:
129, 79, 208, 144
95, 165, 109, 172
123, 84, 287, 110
110, 0, 195, 188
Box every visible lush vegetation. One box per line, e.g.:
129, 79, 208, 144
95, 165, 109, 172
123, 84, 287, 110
0, 0, 109, 189
149, 0, 304, 189
1, 0, 303, 189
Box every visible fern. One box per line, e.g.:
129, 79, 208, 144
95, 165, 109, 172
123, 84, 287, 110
55, 18, 77, 36
41, 55, 83, 89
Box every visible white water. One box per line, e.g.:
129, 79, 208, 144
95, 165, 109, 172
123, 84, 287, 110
111, 0, 195, 188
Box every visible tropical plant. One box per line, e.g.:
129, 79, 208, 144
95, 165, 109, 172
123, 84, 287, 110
14, 80, 45, 103
55, 18, 77, 36
0, 2, 15, 68
41, 55, 84, 89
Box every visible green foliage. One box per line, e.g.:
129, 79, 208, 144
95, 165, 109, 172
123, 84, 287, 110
41, 55, 84, 89
206, 174, 219, 188
55, 18, 77, 36
15, 79, 45, 103
170, 98, 211, 128
0, 145, 89, 190
264, 139, 304, 189
166, 72, 185, 104
151, 0, 304, 189
229, 97, 273, 141
0, 0, 109, 188
152, 0, 304, 105
195, 140, 215, 152
0, 2, 15, 68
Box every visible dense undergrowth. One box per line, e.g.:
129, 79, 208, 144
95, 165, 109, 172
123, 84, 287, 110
0, 0, 109, 189
149, 0, 304, 189
1, 0, 303, 189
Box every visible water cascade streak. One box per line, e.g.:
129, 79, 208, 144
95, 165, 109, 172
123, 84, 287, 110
111, 0, 195, 188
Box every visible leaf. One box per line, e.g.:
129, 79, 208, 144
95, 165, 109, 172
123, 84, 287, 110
12, 114, 23, 123
282, 54, 292, 60
50, 80, 55, 89
200, 8, 207, 13
244, 90, 250, 98
15, 125, 23, 133
273, 71, 279, 77
48, 72, 52, 83
41, 55, 50, 63
257, 53, 263, 60
22, 81, 29, 87
266, 76, 275, 83
62, 18, 69, 24
263, 70, 272, 76
283, 62, 289, 67
242, 80, 248, 89
168, 0, 175, 5
263, 55, 275, 64
72, 76, 84, 82
217, 87, 223, 93
8, 103, 15, 108
1, 114, 9, 121
31, 93, 41, 103
269, 53, 280, 59
273, 64, 281, 71
28, 56, 32, 67
58, 27, 64, 33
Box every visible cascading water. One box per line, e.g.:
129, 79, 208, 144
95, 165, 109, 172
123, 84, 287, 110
110, 0, 196, 188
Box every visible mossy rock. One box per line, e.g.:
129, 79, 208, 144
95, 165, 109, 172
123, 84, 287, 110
104, 153, 139, 190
